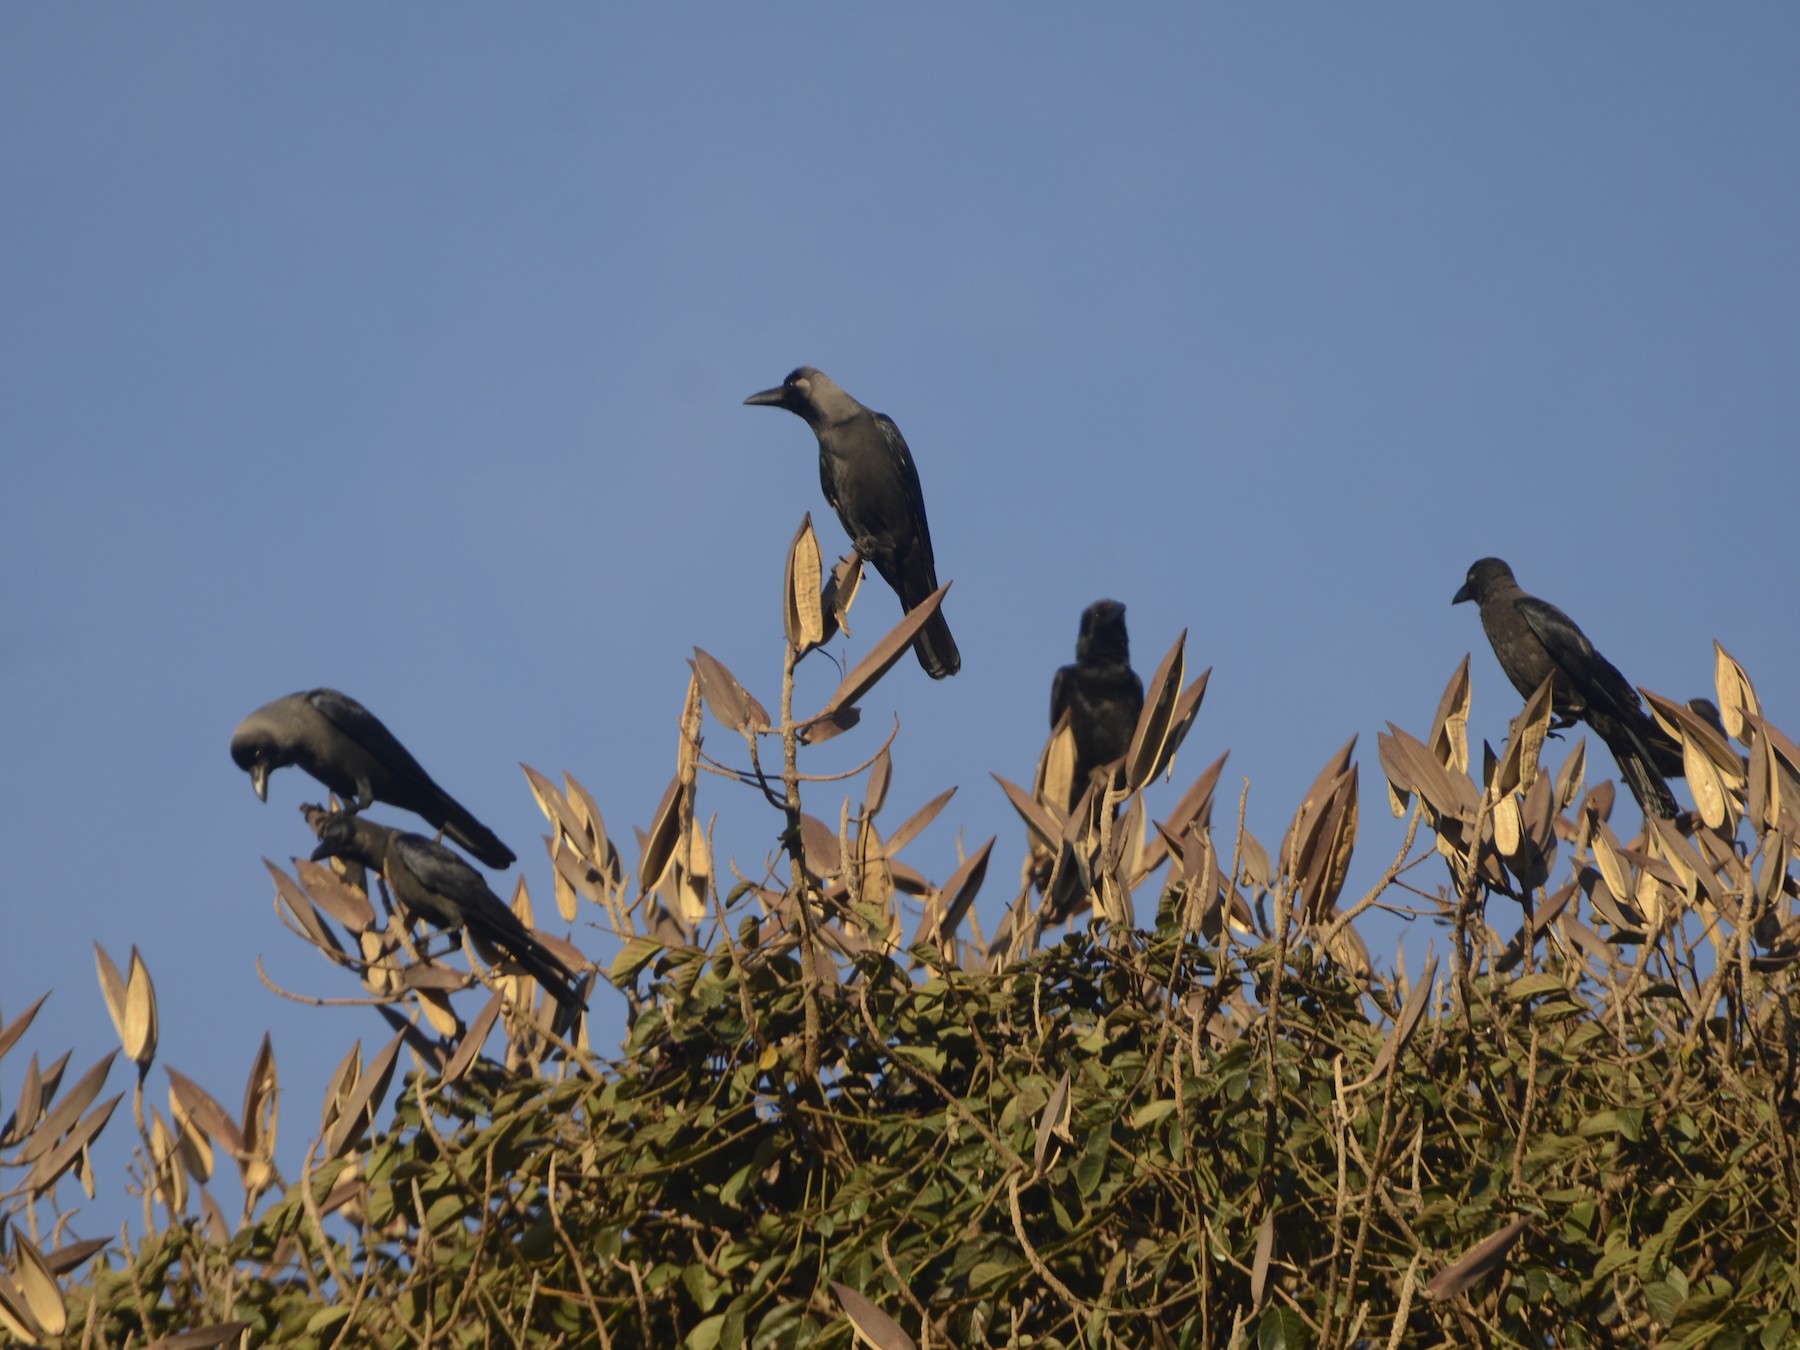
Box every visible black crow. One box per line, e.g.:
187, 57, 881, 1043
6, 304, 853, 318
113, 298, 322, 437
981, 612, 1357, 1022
231, 689, 515, 868
1453, 558, 1677, 819
309, 811, 583, 1012
1051, 599, 1145, 808
745, 366, 960, 678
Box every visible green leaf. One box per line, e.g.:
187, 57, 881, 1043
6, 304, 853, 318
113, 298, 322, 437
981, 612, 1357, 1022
1076, 1118, 1114, 1197
1256, 1304, 1307, 1349
1129, 1099, 1178, 1130
610, 936, 666, 987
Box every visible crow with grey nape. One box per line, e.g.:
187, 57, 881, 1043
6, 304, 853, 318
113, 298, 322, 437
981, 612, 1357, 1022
309, 811, 585, 1013
1051, 600, 1145, 809
1453, 557, 1678, 820
231, 689, 516, 868
745, 366, 960, 678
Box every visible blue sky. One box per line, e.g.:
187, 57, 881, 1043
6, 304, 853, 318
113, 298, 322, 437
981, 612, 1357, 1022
4, 8, 1797, 1236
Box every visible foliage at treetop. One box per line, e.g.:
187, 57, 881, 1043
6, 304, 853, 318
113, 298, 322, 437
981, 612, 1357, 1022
3, 518, 1798, 1348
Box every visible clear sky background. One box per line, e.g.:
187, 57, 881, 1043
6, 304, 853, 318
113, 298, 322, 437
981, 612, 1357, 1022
4, 8, 1796, 1238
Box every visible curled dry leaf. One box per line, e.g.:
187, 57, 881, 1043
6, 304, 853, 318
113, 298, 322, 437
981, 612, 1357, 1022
784, 514, 826, 651
799, 705, 862, 744
1151, 666, 1212, 784
1368, 951, 1441, 1083
814, 583, 952, 720
1035, 1070, 1073, 1178
1124, 630, 1187, 792
521, 763, 586, 849
166, 1066, 246, 1160
1424, 1214, 1529, 1302
1491, 675, 1555, 804
1430, 655, 1472, 774
1250, 1210, 1275, 1311
240, 1034, 278, 1202
832, 1281, 917, 1350
821, 552, 863, 643
151, 1323, 259, 1350
11, 1236, 64, 1337
866, 746, 892, 817
94, 943, 157, 1066
915, 837, 995, 945
0, 993, 50, 1066
692, 647, 771, 734
325, 1031, 403, 1160
0, 1269, 44, 1344
1135, 752, 1229, 884
15, 1052, 117, 1166
637, 774, 686, 897
994, 774, 1060, 854
1713, 640, 1759, 741
294, 858, 377, 933
1553, 739, 1587, 816
1642, 689, 1745, 788
25, 1093, 121, 1198
886, 786, 957, 858
1034, 714, 1077, 815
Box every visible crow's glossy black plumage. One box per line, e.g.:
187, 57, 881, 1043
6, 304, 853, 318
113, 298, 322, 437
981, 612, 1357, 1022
231, 689, 515, 869
309, 812, 583, 1011
745, 367, 959, 678
1453, 558, 1677, 819
1051, 599, 1145, 808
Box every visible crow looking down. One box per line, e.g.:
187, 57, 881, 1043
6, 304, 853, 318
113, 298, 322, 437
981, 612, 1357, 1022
1453, 558, 1678, 820
745, 366, 960, 679
1051, 599, 1145, 808
309, 811, 584, 1013
231, 689, 516, 869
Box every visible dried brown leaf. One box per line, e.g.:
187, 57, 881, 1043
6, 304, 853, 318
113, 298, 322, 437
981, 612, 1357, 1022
145, 1322, 255, 1350
294, 858, 377, 933
886, 787, 957, 858
1250, 1210, 1275, 1311
784, 514, 826, 649
832, 1281, 917, 1350
915, 837, 995, 945
636, 774, 686, 897
866, 747, 893, 817
1430, 655, 1472, 773
821, 552, 863, 643
14, 1052, 117, 1165
325, 1031, 403, 1159
0, 994, 50, 1067
692, 647, 771, 733
1125, 629, 1187, 791
1424, 1214, 1529, 1302
1370, 953, 1440, 1081
1713, 640, 1759, 740
11, 1237, 63, 1337
166, 1067, 246, 1160
1035, 1070, 1073, 1178
240, 1034, 278, 1201
816, 583, 952, 718
994, 774, 1061, 854
1152, 666, 1212, 783
24, 1093, 121, 1197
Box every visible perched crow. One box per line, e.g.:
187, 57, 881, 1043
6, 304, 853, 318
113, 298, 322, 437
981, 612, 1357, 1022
1453, 558, 1677, 819
1051, 599, 1145, 808
745, 366, 960, 678
231, 689, 516, 869
309, 811, 584, 1012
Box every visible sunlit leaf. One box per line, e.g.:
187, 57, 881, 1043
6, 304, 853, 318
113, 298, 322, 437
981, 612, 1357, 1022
784, 515, 826, 650
1713, 640, 1759, 741
1124, 630, 1186, 792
